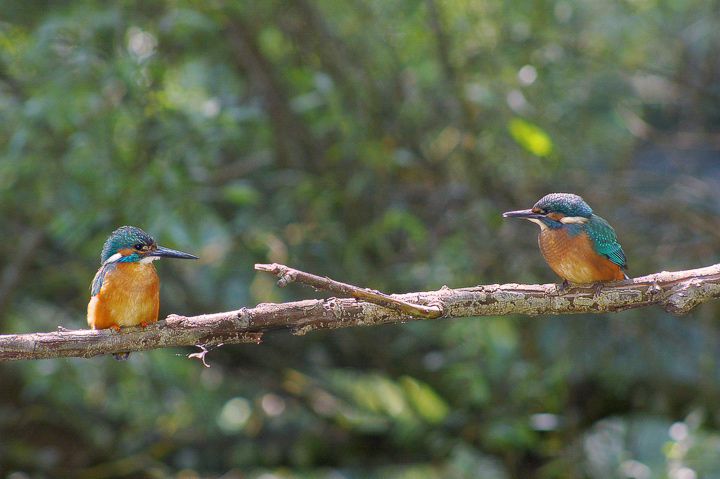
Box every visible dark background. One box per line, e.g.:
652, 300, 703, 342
2, 0, 720, 477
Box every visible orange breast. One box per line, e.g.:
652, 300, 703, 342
87, 262, 160, 329
538, 228, 625, 283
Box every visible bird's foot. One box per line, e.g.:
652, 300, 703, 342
592, 282, 603, 297
139, 321, 147, 327
556, 280, 569, 295
108, 324, 130, 360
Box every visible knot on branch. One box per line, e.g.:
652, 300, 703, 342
663, 278, 720, 316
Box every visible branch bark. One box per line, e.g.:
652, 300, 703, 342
1, 263, 719, 361
255, 262, 443, 318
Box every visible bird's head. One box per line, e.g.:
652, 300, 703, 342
100, 226, 198, 265
503, 193, 593, 230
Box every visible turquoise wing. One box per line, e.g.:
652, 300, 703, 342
91, 263, 113, 296
588, 215, 627, 270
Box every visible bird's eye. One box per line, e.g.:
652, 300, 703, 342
134, 244, 144, 250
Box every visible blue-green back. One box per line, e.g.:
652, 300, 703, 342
586, 215, 627, 270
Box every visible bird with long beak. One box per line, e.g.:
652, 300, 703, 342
503, 193, 628, 285
87, 226, 197, 359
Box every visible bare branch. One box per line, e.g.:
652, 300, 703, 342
1, 263, 720, 361
0, 312, 263, 361
255, 263, 443, 318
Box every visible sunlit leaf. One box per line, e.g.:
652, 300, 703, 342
507, 117, 553, 156
399, 376, 449, 423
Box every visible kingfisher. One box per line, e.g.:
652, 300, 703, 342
503, 193, 628, 285
88, 226, 198, 359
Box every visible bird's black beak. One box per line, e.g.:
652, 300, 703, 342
150, 245, 198, 260
502, 208, 545, 220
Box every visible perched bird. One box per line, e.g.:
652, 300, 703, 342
503, 193, 628, 285
88, 226, 198, 359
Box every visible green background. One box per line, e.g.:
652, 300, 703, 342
2, 0, 720, 477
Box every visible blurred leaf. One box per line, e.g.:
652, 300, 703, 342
222, 181, 261, 206
507, 117, 553, 157
399, 375, 449, 424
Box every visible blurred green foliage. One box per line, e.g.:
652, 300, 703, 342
1, 0, 720, 477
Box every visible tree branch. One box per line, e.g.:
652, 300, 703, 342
255, 262, 443, 318
2, 263, 720, 361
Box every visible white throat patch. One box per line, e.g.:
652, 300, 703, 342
140, 255, 159, 264
527, 218, 549, 231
